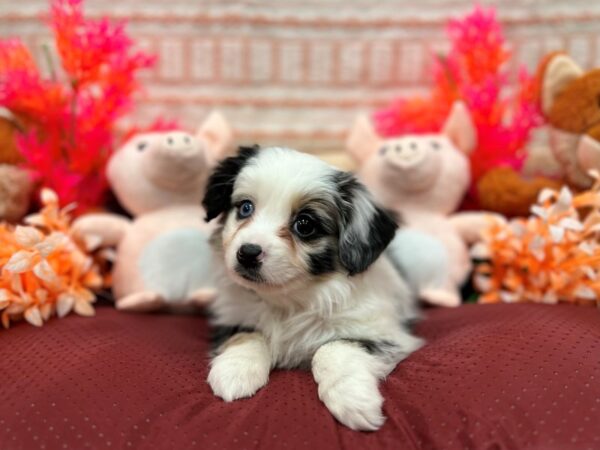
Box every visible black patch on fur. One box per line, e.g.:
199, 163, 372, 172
202, 145, 259, 222
210, 325, 255, 354
405, 317, 419, 333
333, 172, 399, 276
308, 245, 336, 276
339, 338, 398, 355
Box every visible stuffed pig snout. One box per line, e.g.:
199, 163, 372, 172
140, 131, 208, 191
378, 137, 444, 191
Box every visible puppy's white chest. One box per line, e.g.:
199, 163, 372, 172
258, 310, 335, 368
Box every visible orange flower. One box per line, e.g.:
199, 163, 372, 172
0, 188, 105, 328
473, 171, 600, 306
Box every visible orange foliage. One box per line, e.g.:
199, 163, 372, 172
0, 189, 106, 328
473, 172, 600, 305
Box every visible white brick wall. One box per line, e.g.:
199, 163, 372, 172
2, 0, 600, 163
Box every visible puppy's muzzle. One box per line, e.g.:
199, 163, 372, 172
236, 243, 264, 269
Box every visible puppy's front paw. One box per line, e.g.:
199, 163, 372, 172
318, 378, 385, 431
207, 334, 270, 402
208, 353, 269, 401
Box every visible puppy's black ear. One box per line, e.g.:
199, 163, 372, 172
335, 172, 398, 275
202, 145, 259, 222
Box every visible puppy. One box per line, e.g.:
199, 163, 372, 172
203, 146, 422, 431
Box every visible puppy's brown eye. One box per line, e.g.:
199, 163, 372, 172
293, 214, 316, 238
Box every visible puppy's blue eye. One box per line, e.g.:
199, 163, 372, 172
237, 200, 254, 219
293, 214, 316, 238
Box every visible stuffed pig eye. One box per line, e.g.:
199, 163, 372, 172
379, 146, 388, 156
431, 141, 440, 150
137, 142, 147, 151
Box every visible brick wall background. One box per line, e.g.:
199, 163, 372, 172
2, 0, 600, 166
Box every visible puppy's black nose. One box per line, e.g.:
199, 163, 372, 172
237, 243, 263, 267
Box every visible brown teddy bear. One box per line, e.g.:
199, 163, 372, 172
477, 52, 600, 217
541, 52, 600, 188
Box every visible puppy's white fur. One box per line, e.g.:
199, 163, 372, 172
205, 147, 422, 431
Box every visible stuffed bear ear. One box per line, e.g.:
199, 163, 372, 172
346, 115, 382, 164
335, 172, 398, 275
442, 101, 477, 155
202, 145, 259, 222
196, 111, 234, 165
541, 53, 584, 115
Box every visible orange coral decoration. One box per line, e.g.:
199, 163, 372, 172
473, 172, 600, 306
0, 188, 104, 328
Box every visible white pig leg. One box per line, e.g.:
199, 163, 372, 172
420, 286, 461, 307
116, 291, 164, 312
185, 288, 218, 307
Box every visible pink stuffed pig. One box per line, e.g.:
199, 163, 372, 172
347, 102, 497, 307
75, 112, 233, 311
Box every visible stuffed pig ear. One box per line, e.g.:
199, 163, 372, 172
346, 115, 381, 164
442, 101, 476, 155
541, 53, 583, 115
196, 111, 234, 164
